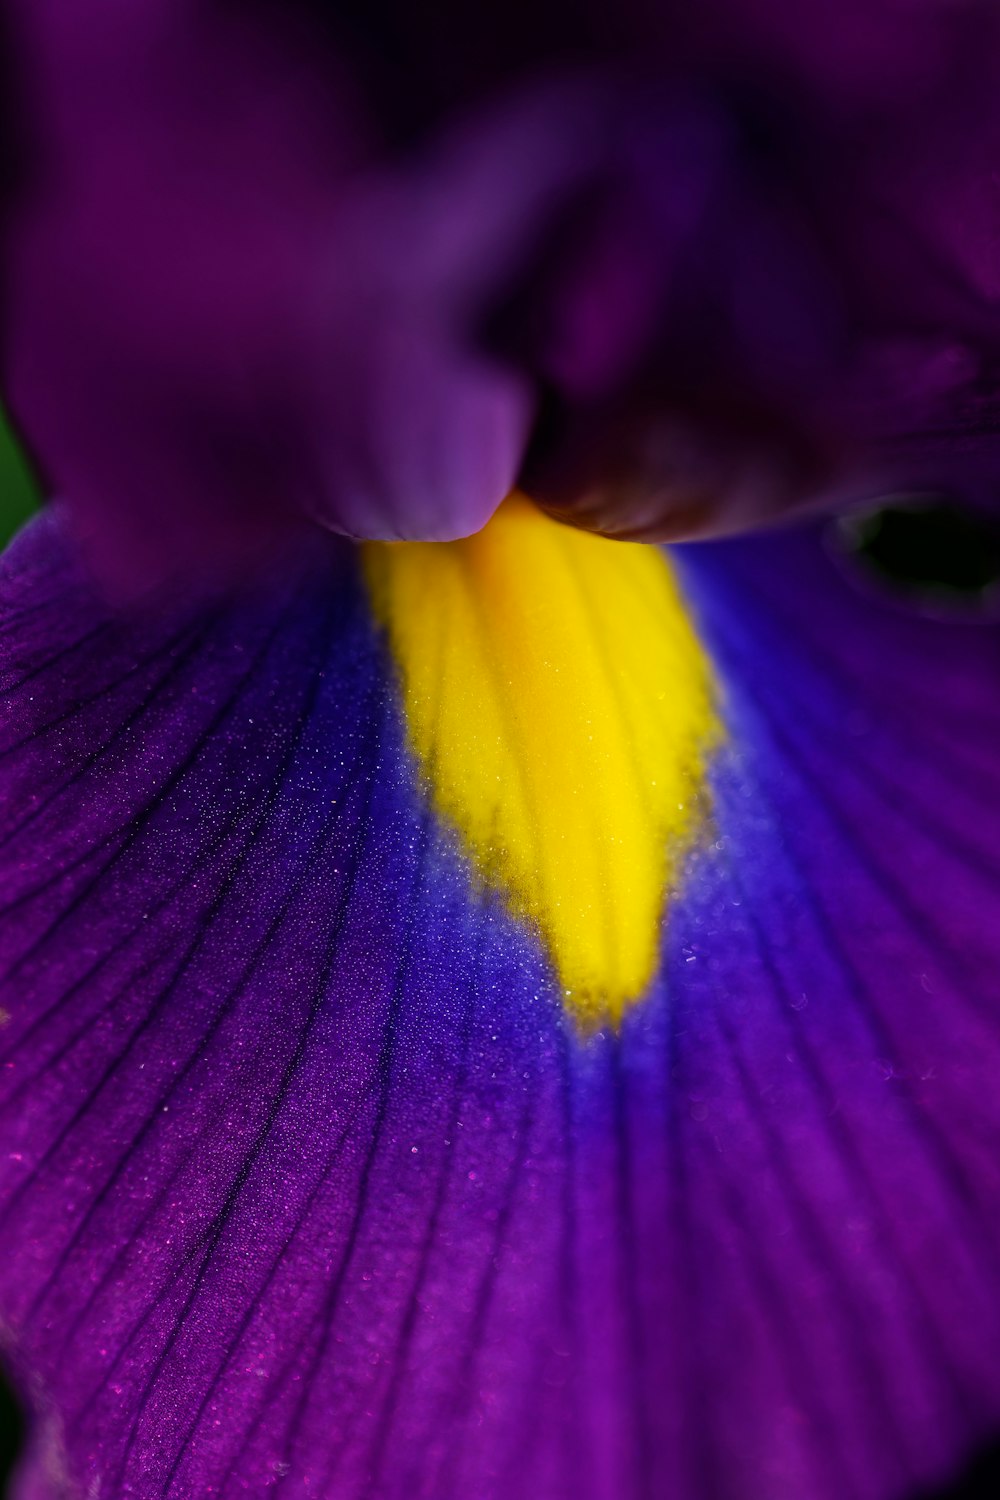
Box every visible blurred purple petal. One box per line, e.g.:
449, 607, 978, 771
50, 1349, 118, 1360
2, 516, 1000, 1496
517, 0, 1000, 537
1, 3, 566, 585
7, 2, 1000, 573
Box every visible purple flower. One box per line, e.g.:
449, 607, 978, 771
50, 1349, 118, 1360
4, 499, 1000, 1499
3, 4, 1000, 1499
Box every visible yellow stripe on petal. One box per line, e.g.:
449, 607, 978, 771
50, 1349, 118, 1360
363, 494, 721, 1027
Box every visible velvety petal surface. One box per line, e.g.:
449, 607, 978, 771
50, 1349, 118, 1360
2, 512, 1000, 1500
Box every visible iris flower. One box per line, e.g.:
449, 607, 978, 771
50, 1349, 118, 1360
3, 3, 1000, 1498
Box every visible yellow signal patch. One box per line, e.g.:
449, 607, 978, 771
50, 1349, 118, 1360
363, 495, 720, 1027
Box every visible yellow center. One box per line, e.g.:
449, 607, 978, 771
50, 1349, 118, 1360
363, 494, 721, 1027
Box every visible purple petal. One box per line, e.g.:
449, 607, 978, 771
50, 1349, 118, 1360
2, 513, 1000, 1497
2, 3, 548, 586
9, 1, 1000, 577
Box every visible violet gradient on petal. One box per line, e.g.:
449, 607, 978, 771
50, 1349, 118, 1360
0, 515, 999, 1497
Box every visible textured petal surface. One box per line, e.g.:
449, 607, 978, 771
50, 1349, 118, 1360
2, 513, 1000, 1499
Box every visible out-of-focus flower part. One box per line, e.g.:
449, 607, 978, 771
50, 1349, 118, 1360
514, 0, 1000, 538
0, 2, 555, 587
5, 0, 1000, 580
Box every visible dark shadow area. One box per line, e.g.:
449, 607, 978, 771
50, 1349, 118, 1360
833, 498, 1000, 616
0, 1370, 22, 1494
926, 1439, 1000, 1499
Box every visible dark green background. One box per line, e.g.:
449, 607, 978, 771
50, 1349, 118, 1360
0, 409, 38, 547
